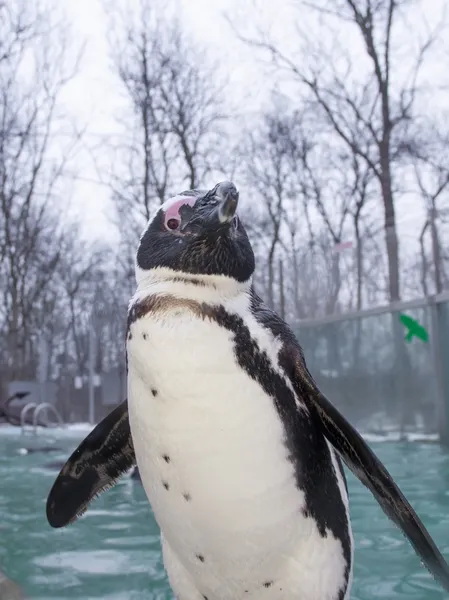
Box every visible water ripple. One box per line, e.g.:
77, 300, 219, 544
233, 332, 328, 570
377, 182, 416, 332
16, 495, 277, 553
1, 432, 448, 599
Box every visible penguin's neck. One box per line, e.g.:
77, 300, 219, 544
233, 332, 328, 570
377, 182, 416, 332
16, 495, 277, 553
132, 266, 252, 306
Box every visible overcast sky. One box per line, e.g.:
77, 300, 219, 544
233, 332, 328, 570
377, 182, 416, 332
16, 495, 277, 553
61, 0, 262, 241
60, 0, 448, 248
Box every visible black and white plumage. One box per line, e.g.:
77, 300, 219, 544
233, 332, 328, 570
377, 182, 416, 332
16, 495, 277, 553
46, 181, 449, 599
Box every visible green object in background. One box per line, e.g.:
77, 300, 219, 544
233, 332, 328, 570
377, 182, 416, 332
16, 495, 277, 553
399, 313, 429, 343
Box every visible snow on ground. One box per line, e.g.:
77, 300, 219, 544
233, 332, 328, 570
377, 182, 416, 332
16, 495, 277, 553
0, 423, 92, 437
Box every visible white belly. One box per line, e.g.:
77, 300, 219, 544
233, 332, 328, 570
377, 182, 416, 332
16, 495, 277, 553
127, 306, 349, 600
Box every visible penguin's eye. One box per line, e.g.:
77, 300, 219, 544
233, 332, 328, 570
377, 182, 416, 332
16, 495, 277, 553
166, 218, 181, 231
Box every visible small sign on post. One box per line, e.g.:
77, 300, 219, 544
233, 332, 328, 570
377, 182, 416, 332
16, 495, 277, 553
399, 314, 429, 343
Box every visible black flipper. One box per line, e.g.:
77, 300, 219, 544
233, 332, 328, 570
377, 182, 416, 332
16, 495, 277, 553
283, 342, 449, 593
46, 400, 135, 528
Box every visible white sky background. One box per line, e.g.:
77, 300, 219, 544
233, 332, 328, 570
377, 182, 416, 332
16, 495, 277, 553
61, 0, 266, 242
59, 0, 449, 251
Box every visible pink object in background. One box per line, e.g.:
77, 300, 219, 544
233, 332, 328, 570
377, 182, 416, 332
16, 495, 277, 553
333, 241, 353, 253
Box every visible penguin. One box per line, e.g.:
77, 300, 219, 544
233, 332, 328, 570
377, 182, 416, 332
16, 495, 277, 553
46, 181, 449, 599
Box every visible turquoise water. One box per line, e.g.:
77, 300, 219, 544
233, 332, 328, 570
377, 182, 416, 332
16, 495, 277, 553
1, 428, 449, 599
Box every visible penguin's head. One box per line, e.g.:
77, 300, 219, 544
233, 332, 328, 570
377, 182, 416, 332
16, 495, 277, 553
136, 181, 255, 285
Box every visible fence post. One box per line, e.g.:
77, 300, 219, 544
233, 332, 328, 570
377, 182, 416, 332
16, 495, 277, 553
88, 315, 96, 425
429, 297, 449, 445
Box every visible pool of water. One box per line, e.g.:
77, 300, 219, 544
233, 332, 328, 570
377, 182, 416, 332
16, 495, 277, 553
1, 427, 449, 599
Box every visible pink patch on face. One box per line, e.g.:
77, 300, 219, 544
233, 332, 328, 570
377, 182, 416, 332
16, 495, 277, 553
164, 196, 197, 228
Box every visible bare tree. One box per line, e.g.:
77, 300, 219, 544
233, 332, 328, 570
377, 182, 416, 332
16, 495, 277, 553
240, 99, 380, 317
54, 240, 104, 376
231, 0, 447, 302
0, 0, 82, 384
408, 118, 449, 294
337, 152, 378, 310
296, 136, 354, 313
105, 0, 228, 248
240, 105, 306, 308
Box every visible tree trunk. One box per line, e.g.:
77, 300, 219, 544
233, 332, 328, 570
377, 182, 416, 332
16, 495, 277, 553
291, 241, 301, 318
267, 256, 274, 309
327, 252, 341, 314
267, 239, 277, 309
279, 258, 285, 320
430, 205, 442, 294
353, 218, 363, 371
354, 218, 363, 311
380, 158, 400, 301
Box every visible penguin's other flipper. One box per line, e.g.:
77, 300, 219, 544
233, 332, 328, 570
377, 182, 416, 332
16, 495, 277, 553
286, 348, 449, 593
46, 400, 135, 528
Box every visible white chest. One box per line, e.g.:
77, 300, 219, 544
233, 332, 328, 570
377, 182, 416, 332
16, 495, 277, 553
126, 298, 350, 600
127, 304, 302, 542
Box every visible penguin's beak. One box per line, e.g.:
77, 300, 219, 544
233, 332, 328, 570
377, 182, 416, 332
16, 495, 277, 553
216, 181, 239, 224
202, 181, 239, 232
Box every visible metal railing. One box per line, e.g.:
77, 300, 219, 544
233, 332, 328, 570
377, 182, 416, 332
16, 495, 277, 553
20, 403, 38, 433
20, 402, 65, 434
292, 291, 449, 444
